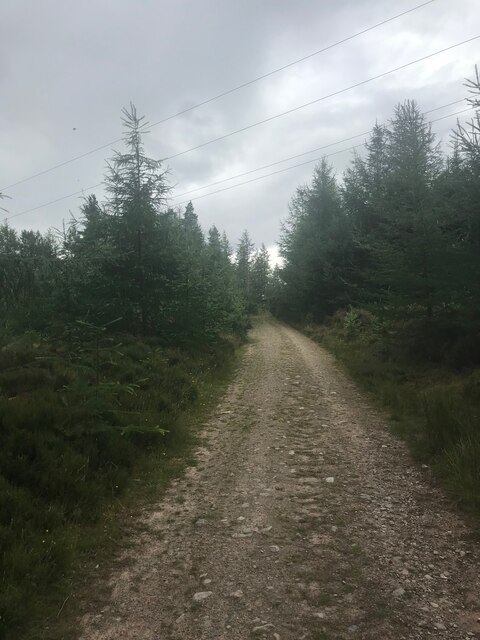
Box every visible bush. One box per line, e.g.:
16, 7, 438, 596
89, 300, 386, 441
0, 329, 235, 640
303, 311, 480, 515
443, 433, 480, 510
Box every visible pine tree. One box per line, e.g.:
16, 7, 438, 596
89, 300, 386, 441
452, 68, 480, 253
235, 230, 255, 310
203, 226, 241, 335
103, 103, 172, 334
280, 159, 353, 320
453, 66, 480, 162
250, 244, 270, 308
0, 224, 58, 328
176, 201, 208, 341
381, 100, 444, 316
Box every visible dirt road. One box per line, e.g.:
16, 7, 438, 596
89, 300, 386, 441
80, 318, 480, 640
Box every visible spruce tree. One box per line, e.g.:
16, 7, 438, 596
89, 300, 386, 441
250, 244, 270, 309
280, 159, 352, 320
103, 103, 172, 334
236, 230, 255, 311
382, 100, 444, 317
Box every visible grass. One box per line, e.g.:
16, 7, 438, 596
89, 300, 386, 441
0, 325, 241, 640
301, 310, 480, 517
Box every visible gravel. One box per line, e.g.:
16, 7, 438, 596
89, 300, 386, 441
79, 318, 480, 640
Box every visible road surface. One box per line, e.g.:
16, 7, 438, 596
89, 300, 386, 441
80, 317, 480, 639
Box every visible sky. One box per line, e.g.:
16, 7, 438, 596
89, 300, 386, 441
1, 0, 479, 263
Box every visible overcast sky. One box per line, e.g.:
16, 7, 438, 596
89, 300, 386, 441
1, 0, 479, 260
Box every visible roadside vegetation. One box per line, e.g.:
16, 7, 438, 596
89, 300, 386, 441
303, 314, 480, 513
0, 106, 270, 639
0, 328, 237, 639
272, 68, 480, 514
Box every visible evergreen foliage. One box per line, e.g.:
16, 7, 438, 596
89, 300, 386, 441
279, 160, 353, 320
277, 85, 480, 363
0, 105, 254, 342
0, 104, 267, 638
275, 70, 480, 514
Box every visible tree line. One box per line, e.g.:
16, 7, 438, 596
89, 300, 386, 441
272, 68, 480, 516
275, 69, 480, 368
0, 105, 274, 638
0, 105, 271, 343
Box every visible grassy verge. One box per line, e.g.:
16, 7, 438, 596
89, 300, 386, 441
301, 310, 480, 516
0, 325, 241, 640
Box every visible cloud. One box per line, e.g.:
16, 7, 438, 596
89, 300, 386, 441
1, 0, 479, 248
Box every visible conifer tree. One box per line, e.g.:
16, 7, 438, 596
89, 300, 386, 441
235, 230, 255, 310
250, 244, 270, 308
203, 225, 241, 335
176, 201, 208, 341
280, 159, 352, 320
381, 100, 444, 316
103, 103, 172, 334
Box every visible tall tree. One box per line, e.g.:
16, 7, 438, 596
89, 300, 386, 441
203, 225, 242, 335
280, 159, 353, 320
102, 103, 172, 334
381, 100, 444, 316
0, 224, 58, 328
176, 201, 208, 341
250, 244, 270, 308
235, 230, 255, 310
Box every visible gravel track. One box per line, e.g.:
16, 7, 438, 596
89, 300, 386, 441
80, 318, 480, 640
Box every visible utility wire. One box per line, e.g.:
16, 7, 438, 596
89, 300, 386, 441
4, 100, 473, 223
172, 106, 475, 206
5, 37, 479, 219
161, 36, 480, 162
0, 0, 437, 193
173, 133, 373, 198
149, 0, 437, 129
4, 183, 104, 221
174, 99, 468, 198
173, 144, 366, 207
0, 98, 467, 265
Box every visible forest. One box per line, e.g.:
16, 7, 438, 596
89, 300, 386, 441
1, 63, 480, 640
0, 107, 270, 638
273, 69, 480, 514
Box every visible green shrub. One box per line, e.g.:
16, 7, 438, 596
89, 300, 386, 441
0, 329, 236, 640
343, 308, 363, 339
443, 433, 480, 510
303, 312, 480, 515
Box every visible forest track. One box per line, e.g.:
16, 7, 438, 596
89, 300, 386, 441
79, 317, 480, 640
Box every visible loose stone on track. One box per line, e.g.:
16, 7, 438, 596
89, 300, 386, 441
79, 317, 480, 640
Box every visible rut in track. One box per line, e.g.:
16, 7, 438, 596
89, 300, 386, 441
80, 317, 480, 640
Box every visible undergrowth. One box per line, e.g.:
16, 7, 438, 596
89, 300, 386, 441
0, 323, 239, 640
303, 309, 480, 515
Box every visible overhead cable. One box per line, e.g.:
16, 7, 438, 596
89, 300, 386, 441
0, 0, 438, 192
4, 103, 472, 222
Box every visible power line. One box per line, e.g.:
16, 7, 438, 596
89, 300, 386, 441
0, 107, 472, 259
0, 0, 437, 193
160, 36, 480, 162
173, 145, 365, 207
172, 106, 475, 207
4, 183, 104, 222
173, 99, 468, 198
0, 103, 473, 241
149, 0, 437, 129
173, 132, 371, 198
4, 99, 474, 224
